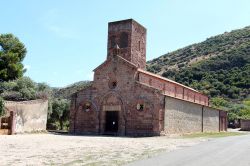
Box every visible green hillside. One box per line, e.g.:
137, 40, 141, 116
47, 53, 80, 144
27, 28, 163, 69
53, 81, 92, 99
147, 26, 250, 101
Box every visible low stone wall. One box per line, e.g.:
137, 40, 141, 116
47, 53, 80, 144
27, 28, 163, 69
164, 96, 220, 134
241, 119, 250, 131
4, 99, 48, 134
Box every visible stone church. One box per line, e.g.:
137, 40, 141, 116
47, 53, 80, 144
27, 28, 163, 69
69, 19, 227, 136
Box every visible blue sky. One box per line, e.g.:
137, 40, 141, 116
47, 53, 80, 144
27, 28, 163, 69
1, 0, 249, 87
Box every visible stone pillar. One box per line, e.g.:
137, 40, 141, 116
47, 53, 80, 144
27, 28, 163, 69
9, 111, 15, 135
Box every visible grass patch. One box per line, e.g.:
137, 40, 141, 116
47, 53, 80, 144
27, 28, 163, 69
182, 132, 245, 138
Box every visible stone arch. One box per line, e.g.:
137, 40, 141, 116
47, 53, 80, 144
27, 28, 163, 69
77, 99, 98, 112
101, 91, 126, 118
74, 99, 99, 134
100, 91, 126, 135
101, 92, 123, 105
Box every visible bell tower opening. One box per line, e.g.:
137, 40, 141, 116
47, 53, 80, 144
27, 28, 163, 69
107, 19, 146, 69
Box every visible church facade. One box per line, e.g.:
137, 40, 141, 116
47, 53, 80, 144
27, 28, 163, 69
69, 19, 227, 136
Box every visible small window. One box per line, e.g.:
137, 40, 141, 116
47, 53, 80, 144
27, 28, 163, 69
112, 81, 117, 88
109, 79, 117, 89
138, 41, 141, 51
136, 103, 144, 111
83, 103, 91, 112
119, 32, 128, 48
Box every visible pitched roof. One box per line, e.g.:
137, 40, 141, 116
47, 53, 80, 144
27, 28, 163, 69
137, 68, 206, 96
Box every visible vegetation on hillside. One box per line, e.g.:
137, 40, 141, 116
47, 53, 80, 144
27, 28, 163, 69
147, 26, 250, 74
147, 26, 250, 122
174, 43, 250, 99
53, 81, 92, 99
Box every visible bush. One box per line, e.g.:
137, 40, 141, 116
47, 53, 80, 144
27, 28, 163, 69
1, 91, 22, 101
0, 97, 4, 117
0, 77, 52, 101
210, 97, 229, 109
238, 99, 250, 119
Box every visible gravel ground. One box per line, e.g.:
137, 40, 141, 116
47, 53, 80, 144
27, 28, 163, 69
0, 133, 204, 166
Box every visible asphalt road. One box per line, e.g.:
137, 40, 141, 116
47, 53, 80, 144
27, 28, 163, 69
127, 134, 250, 166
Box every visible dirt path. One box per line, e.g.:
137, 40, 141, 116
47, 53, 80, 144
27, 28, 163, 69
0, 134, 204, 166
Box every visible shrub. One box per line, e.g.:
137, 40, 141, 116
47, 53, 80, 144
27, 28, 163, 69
0, 77, 52, 101
0, 97, 4, 117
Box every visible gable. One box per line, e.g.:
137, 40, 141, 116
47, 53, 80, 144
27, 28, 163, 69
92, 55, 138, 92
93, 55, 137, 73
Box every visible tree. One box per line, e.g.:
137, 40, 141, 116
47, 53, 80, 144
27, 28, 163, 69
0, 77, 51, 101
0, 34, 27, 81
49, 99, 70, 130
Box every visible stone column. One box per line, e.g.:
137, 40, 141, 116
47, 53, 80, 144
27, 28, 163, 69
9, 111, 15, 135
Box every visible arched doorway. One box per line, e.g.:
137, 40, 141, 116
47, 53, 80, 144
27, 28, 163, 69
101, 92, 125, 135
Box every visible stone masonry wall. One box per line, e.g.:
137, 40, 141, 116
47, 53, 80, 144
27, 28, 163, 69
4, 99, 48, 133
164, 96, 202, 134
203, 107, 219, 132
70, 55, 164, 136
108, 19, 146, 69
164, 96, 220, 134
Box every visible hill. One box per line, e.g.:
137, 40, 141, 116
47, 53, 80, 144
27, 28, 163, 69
53, 81, 92, 99
147, 26, 250, 101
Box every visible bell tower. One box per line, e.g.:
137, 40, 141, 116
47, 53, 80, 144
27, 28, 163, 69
107, 19, 146, 69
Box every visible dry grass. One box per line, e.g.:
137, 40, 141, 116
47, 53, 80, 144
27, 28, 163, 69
182, 132, 245, 139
